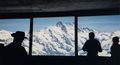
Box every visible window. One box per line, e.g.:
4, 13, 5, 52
0, 19, 30, 54
78, 15, 120, 57
0, 10, 118, 57
32, 17, 75, 56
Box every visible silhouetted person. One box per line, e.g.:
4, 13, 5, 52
0, 43, 4, 65
82, 32, 102, 64
111, 37, 120, 65
4, 31, 28, 65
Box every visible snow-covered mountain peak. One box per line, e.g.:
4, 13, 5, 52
0, 30, 13, 40
32, 22, 75, 55
78, 27, 95, 33
56, 21, 65, 27
111, 31, 120, 37
0, 30, 11, 33
56, 21, 64, 27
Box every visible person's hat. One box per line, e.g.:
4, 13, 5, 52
11, 31, 27, 39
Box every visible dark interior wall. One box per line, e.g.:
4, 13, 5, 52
0, 0, 119, 13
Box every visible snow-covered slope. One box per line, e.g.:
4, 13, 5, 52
0, 22, 120, 57
0, 30, 13, 45
32, 21, 75, 55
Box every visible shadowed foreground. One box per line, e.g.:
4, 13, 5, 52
25, 56, 112, 65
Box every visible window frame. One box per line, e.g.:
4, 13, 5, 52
32, 16, 76, 56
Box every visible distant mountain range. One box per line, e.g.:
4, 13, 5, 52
0, 21, 120, 56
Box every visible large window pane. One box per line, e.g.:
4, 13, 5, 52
0, 19, 30, 54
32, 17, 75, 56
78, 15, 120, 57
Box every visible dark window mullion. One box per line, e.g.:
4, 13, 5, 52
29, 18, 33, 56
75, 16, 78, 56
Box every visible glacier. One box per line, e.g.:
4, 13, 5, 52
0, 21, 120, 57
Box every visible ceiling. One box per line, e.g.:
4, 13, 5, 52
0, 0, 119, 13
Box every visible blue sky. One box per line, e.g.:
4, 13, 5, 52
0, 19, 30, 32
0, 17, 74, 32
78, 15, 120, 32
0, 15, 119, 32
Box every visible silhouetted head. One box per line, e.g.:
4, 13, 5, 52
89, 32, 95, 39
11, 31, 27, 45
112, 36, 119, 44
